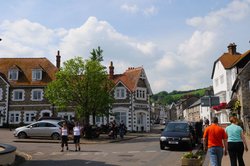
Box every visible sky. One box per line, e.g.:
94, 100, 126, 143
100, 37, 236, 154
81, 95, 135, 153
0, 0, 250, 94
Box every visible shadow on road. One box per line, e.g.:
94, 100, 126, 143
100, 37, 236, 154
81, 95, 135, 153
118, 137, 159, 144
19, 159, 118, 166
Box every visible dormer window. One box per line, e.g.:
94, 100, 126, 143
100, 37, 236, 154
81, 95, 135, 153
114, 87, 126, 99
32, 69, 42, 81
8, 69, 19, 80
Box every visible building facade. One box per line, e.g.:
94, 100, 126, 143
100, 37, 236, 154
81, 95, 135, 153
211, 43, 250, 124
108, 62, 153, 132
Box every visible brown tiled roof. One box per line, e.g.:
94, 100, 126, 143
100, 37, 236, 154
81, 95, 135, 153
0, 58, 58, 86
219, 52, 241, 69
211, 49, 250, 79
112, 67, 143, 92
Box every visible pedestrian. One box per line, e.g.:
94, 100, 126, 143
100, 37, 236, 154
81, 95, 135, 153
119, 120, 126, 139
225, 116, 248, 166
203, 117, 228, 166
60, 122, 69, 152
73, 122, 81, 151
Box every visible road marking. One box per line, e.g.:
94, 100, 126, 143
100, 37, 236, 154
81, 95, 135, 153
94, 152, 108, 156
112, 151, 121, 154
128, 151, 140, 153
65, 152, 77, 156
33, 152, 44, 155
50, 152, 62, 155
80, 152, 89, 155
145, 150, 156, 153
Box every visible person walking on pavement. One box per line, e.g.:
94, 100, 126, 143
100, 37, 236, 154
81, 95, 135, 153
119, 120, 126, 139
73, 122, 81, 151
225, 116, 248, 166
203, 117, 228, 166
60, 122, 69, 152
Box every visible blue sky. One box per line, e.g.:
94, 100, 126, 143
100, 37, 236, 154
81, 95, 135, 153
1, 0, 250, 93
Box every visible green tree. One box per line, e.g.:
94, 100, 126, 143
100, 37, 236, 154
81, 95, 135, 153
90, 46, 103, 62
45, 56, 114, 124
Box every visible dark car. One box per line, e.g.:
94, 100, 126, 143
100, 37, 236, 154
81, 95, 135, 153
159, 121, 195, 150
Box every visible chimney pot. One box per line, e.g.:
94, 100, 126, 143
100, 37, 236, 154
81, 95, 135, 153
109, 61, 114, 79
56, 50, 61, 69
227, 43, 237, 55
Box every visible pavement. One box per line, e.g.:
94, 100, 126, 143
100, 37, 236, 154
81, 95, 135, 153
203, 135, 250, 166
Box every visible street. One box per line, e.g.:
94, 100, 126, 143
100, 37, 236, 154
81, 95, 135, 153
0, 128, 189, 166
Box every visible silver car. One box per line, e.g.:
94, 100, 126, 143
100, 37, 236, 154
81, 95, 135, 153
14, 120, 62, 140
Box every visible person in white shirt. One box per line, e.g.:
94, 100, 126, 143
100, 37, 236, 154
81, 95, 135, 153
60, 122, 69, 152
73, 122, 81, 151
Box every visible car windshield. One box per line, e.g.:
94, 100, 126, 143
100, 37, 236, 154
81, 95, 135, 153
164, 123, 189, 132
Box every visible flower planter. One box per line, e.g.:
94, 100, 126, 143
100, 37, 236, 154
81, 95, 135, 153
181, 156, 202, 166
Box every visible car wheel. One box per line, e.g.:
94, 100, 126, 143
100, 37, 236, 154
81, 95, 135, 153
18, 132, 27, 139
51, 133, 60, 140
160, 143, 165, 150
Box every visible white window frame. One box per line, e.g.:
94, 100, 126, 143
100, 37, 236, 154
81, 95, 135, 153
0, 88, 2, 101
8, 69, 19, 80
12, 89, 25, 101
32, 69, 42, 81
114, 87, 126, 99
135, 87, 147, 100
31, 89, 43, 101
114, 111, 127, 125
9, 111, 21, 124
24, 111, 36, 123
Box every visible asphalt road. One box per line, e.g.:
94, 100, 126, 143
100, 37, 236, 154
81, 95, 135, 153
0, 127, 191, 166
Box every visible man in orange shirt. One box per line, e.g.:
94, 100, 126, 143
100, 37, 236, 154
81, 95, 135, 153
203, 117, 228, 166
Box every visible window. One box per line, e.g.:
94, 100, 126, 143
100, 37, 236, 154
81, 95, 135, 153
9, 112, 20, 124
0, 88, 2, 100
8, 69, 18, 80
136, 88, 147, 100
114, 112, 127, 125
12, 90, 25, 101
114, 87, 126, 99
24, 112, 36, 123
31, 89, 43, 101
32, 69, 42, 81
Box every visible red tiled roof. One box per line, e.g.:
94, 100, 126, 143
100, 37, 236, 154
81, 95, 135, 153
0, 58, 58, 86
112, 67, 143, 92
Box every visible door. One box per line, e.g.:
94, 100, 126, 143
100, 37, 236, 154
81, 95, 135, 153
0, 108, 3, 126
137, 112, 146, 132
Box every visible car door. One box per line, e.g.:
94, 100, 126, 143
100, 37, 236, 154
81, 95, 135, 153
27, 123, 40, 137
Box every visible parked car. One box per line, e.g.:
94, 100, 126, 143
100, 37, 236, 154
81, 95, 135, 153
14, 120, 62, 140
159, 121, 195, 150
38, 117, 75, 133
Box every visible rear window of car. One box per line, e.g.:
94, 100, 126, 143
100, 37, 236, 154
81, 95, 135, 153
164, 123, 189, 132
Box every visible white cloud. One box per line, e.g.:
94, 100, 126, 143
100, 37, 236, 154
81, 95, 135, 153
143, 6, 158, 16
177, 31, 216, 68
186, 0, 250, 29
120, 4, 139, 14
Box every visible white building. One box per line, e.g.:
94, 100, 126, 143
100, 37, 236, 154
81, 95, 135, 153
211, 43, 249, 124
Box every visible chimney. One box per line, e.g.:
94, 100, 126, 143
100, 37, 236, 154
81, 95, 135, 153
56, 50, 61, 69
109, 61, 114, 79
227, 43, 237, 55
